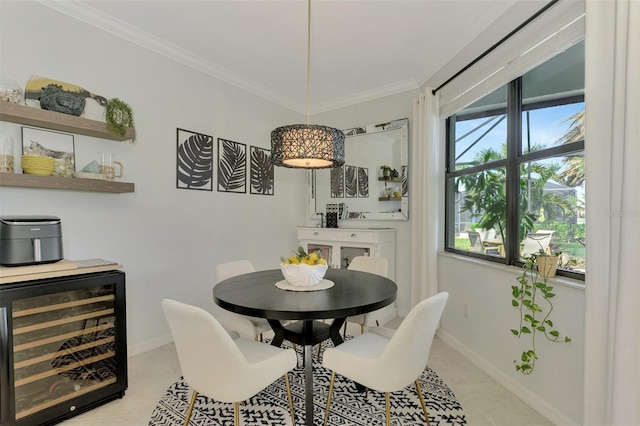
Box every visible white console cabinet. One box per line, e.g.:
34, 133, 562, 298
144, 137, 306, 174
297, 227, 396, 281
297, 226, 397, 326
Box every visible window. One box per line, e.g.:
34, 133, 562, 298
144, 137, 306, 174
445, 41, 585, 279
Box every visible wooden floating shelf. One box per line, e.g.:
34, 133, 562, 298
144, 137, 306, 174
0, 173, 134, 193
0, 102, 135, 142
378, 197, 402, 201
378, 177, 402, 182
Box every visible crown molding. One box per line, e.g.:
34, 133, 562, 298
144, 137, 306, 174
311, 78, 419, 115
35, 0, 416, 115
35, 0, 303, 112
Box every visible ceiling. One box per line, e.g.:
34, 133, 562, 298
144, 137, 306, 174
39, 0, 551, 115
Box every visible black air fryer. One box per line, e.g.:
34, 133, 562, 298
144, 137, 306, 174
0, 216, 63, 266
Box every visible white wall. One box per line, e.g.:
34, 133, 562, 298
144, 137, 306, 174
0, 2, 308, 355
310, 92, 416, 317
438, 254, 584, 424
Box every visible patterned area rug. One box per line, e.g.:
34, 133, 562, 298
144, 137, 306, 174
149, 341, 466, 425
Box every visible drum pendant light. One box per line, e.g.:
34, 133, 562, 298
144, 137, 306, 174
271, 0, 345, 169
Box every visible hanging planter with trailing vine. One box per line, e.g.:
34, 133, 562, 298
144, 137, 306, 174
511, 252, 571, 375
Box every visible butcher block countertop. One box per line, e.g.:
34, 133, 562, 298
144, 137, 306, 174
0, 259, 123, 284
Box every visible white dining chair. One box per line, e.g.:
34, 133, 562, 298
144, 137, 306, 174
344, 256, 390, 337
521, 232, 553, 257
322, 292, 449, 426
467, 230, 501, 255
214, 260, 272, 341
162, 299, 296, 426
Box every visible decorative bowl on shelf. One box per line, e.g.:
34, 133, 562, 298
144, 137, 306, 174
280, 263, 328, 287
21, 155, 55, 176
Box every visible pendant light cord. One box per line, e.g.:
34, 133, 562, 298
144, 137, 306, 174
306, 0, 311, 125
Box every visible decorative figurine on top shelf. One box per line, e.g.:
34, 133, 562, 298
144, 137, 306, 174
25, 75, 107, 108
39, 84, 86, 116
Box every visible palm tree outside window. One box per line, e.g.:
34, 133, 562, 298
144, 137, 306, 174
445, 40, 585, 279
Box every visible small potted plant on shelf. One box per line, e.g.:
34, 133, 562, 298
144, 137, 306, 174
380, 165, 392, 180
510, 252, 571, 375
104, 98, 135, 141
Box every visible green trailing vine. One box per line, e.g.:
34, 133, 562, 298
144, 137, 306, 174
511, 253, 571, 375
105, 98, 135, 141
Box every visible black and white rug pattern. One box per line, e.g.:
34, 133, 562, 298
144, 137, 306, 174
149, 341, 466, 425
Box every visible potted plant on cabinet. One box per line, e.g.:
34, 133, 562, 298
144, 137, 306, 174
510, 252, 571, 375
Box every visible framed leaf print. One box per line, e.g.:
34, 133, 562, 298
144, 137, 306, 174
249, 146, 273, 195
218, 138, 246, 193
357, 167, 369, 198
176, 128, 213, 191
330, 166, 344, 198
345, 165, 357, 198
402, 165, 409, 196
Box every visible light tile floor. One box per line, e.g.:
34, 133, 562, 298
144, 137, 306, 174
63, 319, 552, 426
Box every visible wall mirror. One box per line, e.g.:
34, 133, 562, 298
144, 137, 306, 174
309, 118, 409, 221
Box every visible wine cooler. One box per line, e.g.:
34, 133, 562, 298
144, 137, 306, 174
0, 270, 127, 425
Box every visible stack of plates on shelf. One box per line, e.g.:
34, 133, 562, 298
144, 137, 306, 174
21, 155, 55, 176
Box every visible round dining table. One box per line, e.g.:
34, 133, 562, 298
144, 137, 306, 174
213, 267, 397, 426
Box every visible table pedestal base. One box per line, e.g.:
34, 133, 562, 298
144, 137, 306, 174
268, 319, 346, 426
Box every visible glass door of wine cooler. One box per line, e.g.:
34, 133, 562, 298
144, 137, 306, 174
0, 271, 127, 426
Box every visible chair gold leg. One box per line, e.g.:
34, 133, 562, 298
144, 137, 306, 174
284, 372, 295, 425
415, 380, 431, 426
360, 324, 365, 334
184, 390, 198, 426
234, 401, 240, 426
324, 372, 336, 426
385, 392, 391, 426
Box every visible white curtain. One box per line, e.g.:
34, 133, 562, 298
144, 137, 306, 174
410, 88, 440, 304
583, 1, 640, 425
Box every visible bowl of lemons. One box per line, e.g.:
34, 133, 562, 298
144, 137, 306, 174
280, 246, 328, 287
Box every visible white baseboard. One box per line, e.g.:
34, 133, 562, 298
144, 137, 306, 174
436, 329, 578, 426
128, 334, 173, 357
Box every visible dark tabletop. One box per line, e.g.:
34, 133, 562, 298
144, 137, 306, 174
213, 268, 397, 321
